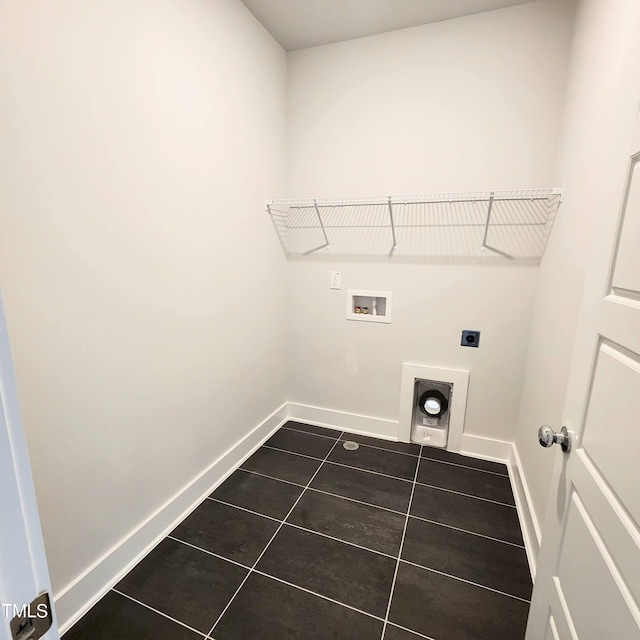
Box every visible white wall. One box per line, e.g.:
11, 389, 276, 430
285, 0, 575, 444
0, 0, 287, 602
513, 0, 640, 548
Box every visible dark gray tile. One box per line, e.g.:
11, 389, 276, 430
62, 591, 202, 640
265, 429, 336, 459
417, 459, 515, 505
115, 538, 246, 633
241, 447, 321, 485
257, 525, 396, 617
389, 562, 529, 640
410, 484, 524, 545
283, 421, 342, 438
287, 490, 405, 556
211, 470, 303, 519
310, 463, 412, 512
383, 625, 426, 640
328, 444, 418, 481
342, 434, 421, 456
213, 572, 383, 640
421, 447, 508, 475
171, 500, 278, 566
402, 518, 532, 600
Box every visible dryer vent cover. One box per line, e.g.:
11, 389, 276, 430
418, 390, 449, 418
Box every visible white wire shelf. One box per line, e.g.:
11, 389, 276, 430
267, 188, 562, 261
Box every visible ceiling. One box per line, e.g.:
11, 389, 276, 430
240, 0, 536, 51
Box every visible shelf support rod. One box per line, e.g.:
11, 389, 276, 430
388, 197, 397, 251
480, 192, 495, 252
266, 203, 290, 255
313, 199, 330, 250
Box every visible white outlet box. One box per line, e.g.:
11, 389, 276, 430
330, 271, 341, 289
346, 290, 392, 323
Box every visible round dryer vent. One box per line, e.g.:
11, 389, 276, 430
418, 390, 449, 418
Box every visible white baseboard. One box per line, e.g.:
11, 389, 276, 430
286, 402, 398, 440
458, 433, 511, 463
56, 403, 288, 635
287, 402, 512, 462
509, 443, 542, 580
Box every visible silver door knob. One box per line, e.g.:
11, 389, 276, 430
538, 425, 572, 453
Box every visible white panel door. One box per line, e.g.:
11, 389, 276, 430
525, 111, 640, 637
0, 295, 59, 640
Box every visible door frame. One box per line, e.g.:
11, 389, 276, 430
0, 293, 59, 640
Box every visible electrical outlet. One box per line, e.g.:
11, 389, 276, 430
330, 271, 341, 289
461, 330, 480, 347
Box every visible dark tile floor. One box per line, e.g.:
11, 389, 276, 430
63, 421, 532, 640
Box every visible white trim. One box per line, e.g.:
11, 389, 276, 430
346, 289, 393, 324
55, 403, 288, 635
398, 363, 469, 451
286, 402, 397, 440
286, 401, 511, 466
459, 432, 512, 463
0, 296, 60, 639
509, 443, 542, 580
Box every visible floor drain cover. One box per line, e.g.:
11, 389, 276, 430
343, 441, 359, 451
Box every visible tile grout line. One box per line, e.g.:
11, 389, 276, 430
171, 519, 530, 604
111, 588, 208, 638
414, 481, 517, 508
215, 466, 523, 547
281, 424, 510, 477
241, 459, 517, 519
220, 469, 410, 517
167, 536, 251, 570
305, 486, 408, 516
251, 568, 386, 623
386, 621, 437, 640
167, 536, 391, 631
399, 559, 532, 603
206, 497, 283, 522
261, 444, 415, 483
213, 487, 524, 549
421, 456, 509, 477
407, 514, 526, 548
237, 467, 306, 488
282, 425, 422, 458
336, 438, 420, 459
325, 459, 414, 483
380, 445, 423, 640
279, 521, 397, 560
212, 489, 406, 528
204, 498, 400, 560
261, 444, 336, 463
242, 452, 520, 526
280, 425, 345, 441
260, 443, 516, 507
204, 433, 345, 638
168, 538, 387, 625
